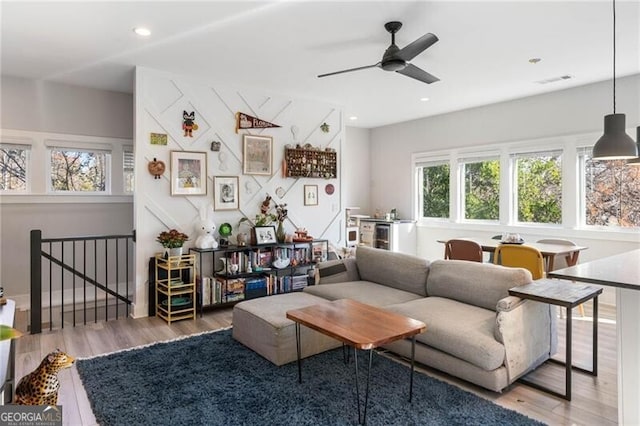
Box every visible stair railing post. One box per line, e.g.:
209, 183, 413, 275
30, 229, 42, 334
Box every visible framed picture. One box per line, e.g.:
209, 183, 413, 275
171, 151, 207, 195
243, 135, 272, 175
213, 176, 239, 210
254, 226, 277, 245
304, 185, 318, 206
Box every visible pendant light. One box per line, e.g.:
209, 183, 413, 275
626, 127, 640, 165
592, 0, 638, 160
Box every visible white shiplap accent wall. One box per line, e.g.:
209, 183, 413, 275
133, 67, 344, 317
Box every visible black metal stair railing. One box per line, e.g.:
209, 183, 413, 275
30, 229, 135, 334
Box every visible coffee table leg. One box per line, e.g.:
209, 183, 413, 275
410, 335, 416, 402
295, 322, 302, 384
353, 347, 373, 425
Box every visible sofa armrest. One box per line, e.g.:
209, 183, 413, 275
495, 300, 558, 383
316, 258, 360, 285
496, 296, 525, 312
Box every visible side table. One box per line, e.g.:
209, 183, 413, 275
509, 279, 602, 401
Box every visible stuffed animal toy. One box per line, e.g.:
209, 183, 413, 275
182, 110, 197, 137
194, 204, 218, 249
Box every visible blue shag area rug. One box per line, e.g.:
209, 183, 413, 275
76, 328, 544, 426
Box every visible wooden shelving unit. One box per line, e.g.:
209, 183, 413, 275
155, 253, 196, 324
284, 148, 337, 178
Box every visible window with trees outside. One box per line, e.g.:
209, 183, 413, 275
513, 151, 562, 225
580, 149, 640, 227
416, 137, 639, 230
0, 144, 29, 191
460, 157, 500, 221
418, 161, 450, 219
50, 148, 110, 192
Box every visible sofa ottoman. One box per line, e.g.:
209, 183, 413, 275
232, 292, 342, 366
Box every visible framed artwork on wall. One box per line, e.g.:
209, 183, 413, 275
254, 226, 277, 245
304, 184, 318, 206
242, 135, 272, 175
213, 176, 239, 210
170, 151, 207, 195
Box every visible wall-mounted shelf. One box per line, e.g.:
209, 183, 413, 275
284, 148, 337, 179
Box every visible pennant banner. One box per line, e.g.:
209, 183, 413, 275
235, 112, 281, 133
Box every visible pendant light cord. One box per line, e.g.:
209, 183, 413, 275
613, 0, 617, 114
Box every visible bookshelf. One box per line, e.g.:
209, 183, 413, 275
190, 240, 328, 314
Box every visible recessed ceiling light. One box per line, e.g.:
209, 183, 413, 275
134, 27, 151, 37
528, 57, 542, 64
420, 97, 430, 102
349, 116, 358, 121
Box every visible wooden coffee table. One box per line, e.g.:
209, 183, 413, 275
286, 299, 426, 425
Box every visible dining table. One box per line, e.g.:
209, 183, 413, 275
437, 238, 588, 271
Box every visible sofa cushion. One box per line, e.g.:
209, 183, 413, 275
303, 280, 423, 307
355, 246, 429, 296
385, 297, 505, 371
316, 258, 360, 284
426, 259, 532, 311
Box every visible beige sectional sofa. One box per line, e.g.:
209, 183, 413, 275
233, 246, 557, 393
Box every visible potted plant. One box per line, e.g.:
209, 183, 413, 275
156, 229, 189, 258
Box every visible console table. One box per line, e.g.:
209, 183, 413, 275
509, 279, 601, 400
548, 249, 640, 425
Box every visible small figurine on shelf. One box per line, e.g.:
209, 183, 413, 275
293, 228, 313, 242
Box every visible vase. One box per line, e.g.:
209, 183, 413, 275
276, 221, 286, 243
168, 247, 183, 257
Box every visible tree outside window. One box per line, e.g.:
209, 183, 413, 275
50, 149, 108, 192
461, 158, 499, 220
514, 152, 562, 224
583, 155, 640, 227
420, 163, 450, 218
0, 145, 28, 191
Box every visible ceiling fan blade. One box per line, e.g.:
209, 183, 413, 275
397, 33, 438, 62
317, 63, 380, 78
396, 63, 439, 84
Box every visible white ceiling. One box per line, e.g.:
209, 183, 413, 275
2, 1, 639, 129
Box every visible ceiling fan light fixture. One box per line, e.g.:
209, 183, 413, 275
625, 127, 640, 165
381, 59, 406, 72
592, 114, 637, 160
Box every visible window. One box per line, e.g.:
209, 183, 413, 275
123, 148, 134, 193
418, 161, 450, 219
460, 157, 500, 221
580, 149, 640, 228
0, 144, 29, 191
513, 151, 562, 224
49, 148, 110, 192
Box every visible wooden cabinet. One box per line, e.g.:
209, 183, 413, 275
284, 148, 337, 178
190, 240, 328, 313
155, 254, 196, 324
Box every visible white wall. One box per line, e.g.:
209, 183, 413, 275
0, 76, 134, 309
1, 76, 133, 139
344, 127, 371, 214
133, 67, 344, 317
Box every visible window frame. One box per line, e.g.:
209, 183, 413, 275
412, 131, 639, 234
47, 145, 112, 194
457, 153, 501, 223
413, 154, 451, 221
0, 142, 31, 194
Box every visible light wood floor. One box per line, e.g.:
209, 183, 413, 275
12, 301, 616, 426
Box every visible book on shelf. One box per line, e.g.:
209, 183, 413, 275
202, 276, 212, 305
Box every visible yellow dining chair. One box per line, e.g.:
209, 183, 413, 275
444, 239, 483, 262
537, 238, 585, 317
493, 244, 544, 280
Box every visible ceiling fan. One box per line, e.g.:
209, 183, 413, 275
318, 21, 440, 84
